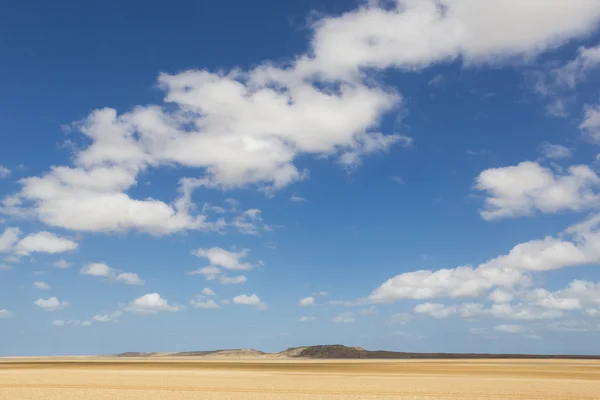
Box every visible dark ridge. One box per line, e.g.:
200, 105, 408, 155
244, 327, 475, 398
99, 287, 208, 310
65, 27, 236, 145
171, 351, 219, 357
115, 352, 157, 357
292, 345, 600, 360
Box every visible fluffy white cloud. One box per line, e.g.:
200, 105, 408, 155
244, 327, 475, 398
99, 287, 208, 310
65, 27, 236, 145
34, 297, 69, 312
488, 289, 514, 303
371, 213, 600, 303
538, 142, 572, 160
413, 303, 457, 319
333, 311, 355, 324
580, 103, 600, 143
52, 259, 70, 269
299, 316, 316, 322
115, 272, 144, 285
0, 309, 13, 319
299, 296, 315, 306
0, 165, 10, 178
92, 311, 122, 323
475, 162, 600, 220
80, 263, 144, 285
124, 293, 181, 314
549, 44, 600, 89
192, 247, 253, 270
33, 281, 50, 290
232, 294, 266, 309
81, 263, 112, 277
14, 232, 78, 255
201, 288, 216, 297
494, 324, 524, 333
190, 299, 220, 309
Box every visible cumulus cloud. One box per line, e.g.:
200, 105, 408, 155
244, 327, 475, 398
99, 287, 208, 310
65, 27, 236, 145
92, 311, 122, 323
124, 293, 181, 314
5, 0, 599, 236
0, 309, 13, 319
190, 299, 220, 309
1, 228, 78, 256
232, 294, 266, 309
370, 213, 600, 304
333, 311, 355, 323
33, 281, 50, 290
299, 316, 316, 322
80, 263, 144, 285
475, 162, 600, 220
14, 232, 78, 255
580, 103, 600, 143
290, 195, 307, 202
201, 288, 216, 297
34, 297, 69, 312
299, 296, 315, 306
190, 248, 255, 283
387, 313, 412, 325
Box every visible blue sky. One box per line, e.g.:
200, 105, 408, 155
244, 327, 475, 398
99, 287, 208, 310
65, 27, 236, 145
4, 0, 600, 356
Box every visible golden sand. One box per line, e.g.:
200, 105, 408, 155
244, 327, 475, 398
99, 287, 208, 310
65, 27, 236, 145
1, 358, 599, 399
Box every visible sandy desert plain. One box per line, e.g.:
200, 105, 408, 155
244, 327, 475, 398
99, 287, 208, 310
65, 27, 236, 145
2, 353, 600, 400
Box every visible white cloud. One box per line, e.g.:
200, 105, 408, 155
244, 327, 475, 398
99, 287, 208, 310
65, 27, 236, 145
299, 316, 316, 322
193, 247, 253, 270
92, 311, 122, 323
0, 264, 11, 271
14, 231, 78, 255
231, 209, 270, 235
201, 288, 216, 297
232, 294, 266, 309
428, 74, 445, 87
34, 297, 69, 312
370, 213, 600, 304
52, 259, 70, 269
52, 320, 65, 326
0, 309, 13, 319
124, 293, 181, 314
494, 324, 524, 333
475, 162, 600, 220
299, 296, 315, 306
460, 302, 563, 321
549, 44, 600, 89
33, 281, 50, 290
115, 272, 144, 285
0, 165, 10, 178
580, 103, 600, 143
488, 289, 514, 303
190, 299, 220, 309
413, 303, 457, 319
81, 263, 113, 277
219, 275, 247, 285
80, 263, 144, 285
0, 227, 21, 253
188, 266, 221, 279
290, 195, 307, 202
333, 311, 355, 324
538, 142, 572, 160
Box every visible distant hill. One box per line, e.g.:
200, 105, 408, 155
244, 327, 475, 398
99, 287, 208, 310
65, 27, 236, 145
114, 345, 600, 360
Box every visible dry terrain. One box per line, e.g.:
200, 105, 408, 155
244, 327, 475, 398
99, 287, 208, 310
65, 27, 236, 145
1, 358, 600, 399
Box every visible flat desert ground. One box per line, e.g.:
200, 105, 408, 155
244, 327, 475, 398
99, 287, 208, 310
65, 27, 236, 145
2, 358, 600, 399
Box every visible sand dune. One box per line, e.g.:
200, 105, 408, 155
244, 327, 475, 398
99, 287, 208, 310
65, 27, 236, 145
1, 358, 600, 399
